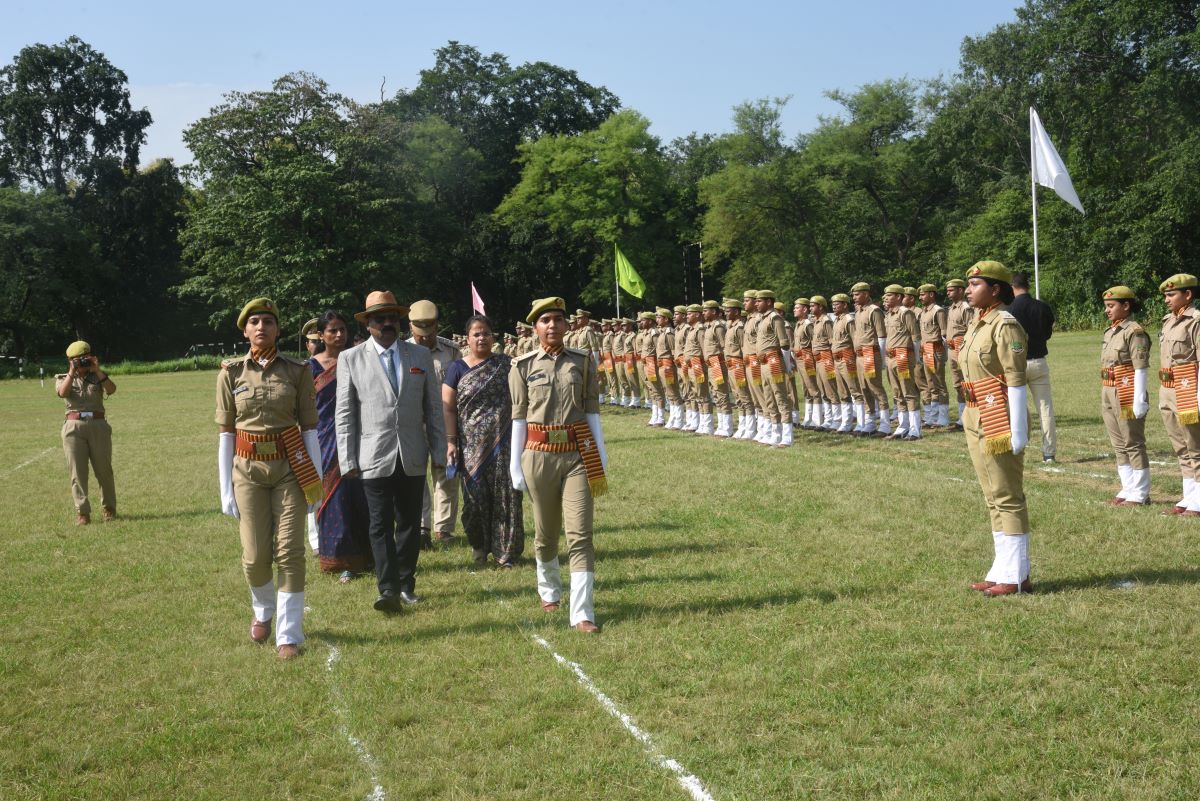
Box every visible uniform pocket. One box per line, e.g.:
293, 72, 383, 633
234, 386, 263, 413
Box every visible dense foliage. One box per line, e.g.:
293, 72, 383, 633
2, 2, 1198, 360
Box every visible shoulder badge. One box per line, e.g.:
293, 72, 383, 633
514, 349, 539, 364
220, 358, 240, 370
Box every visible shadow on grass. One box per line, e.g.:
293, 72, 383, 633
1036, 568, 1200, 594
115, 508, 215, 522
596, 539, 731, 561
600, 584, 871, 624
476, 570, 726, 600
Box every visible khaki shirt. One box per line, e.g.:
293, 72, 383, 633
654, 327, 675, 359
920, 304, 949, 344
611, 331, 626, 357
854, 305, 886, 348
673, 323, 689, 360
743, 313, 761, 356
885, 306, 917, 350
682, 323, 703, 359
702, 320, 726, 359
1102, 319, 1151, 369
509, 347, 600, 425
58, 373, 108, 414
961, 305, 1028, 387
756, 311, 788, 351
407, 335, 460, 383
792, 318, 813, 351
724, 318, 745, 358
947, 300, 972, 341
811, 315, 834, 353
832, 313, 855, 351
215, 353, 318, 433
1160, 307, 1200, 368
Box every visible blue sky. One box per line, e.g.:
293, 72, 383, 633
3, 0, 1022, 166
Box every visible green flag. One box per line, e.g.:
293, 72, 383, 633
614, 243, 646, 299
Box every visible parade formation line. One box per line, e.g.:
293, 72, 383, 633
2, 446, 54, 478
319, 636, 388, 801
476, 573, 718, 801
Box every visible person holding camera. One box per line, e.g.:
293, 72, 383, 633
55, 341, 117, 525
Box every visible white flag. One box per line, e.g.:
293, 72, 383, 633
1030, 107, 1084, 214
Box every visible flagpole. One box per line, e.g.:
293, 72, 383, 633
1030, 107, 1041, 300
614, 245, 621, 319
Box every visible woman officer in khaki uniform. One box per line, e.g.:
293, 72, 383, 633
1099, 286, 1152, 506
56, 341, 117, 525
216, 298, 323, 659
509, 297, 607, 633
959, 261, 1032, 597
1156, 273, 1200, 515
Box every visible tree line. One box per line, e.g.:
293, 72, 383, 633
2, 0, 1197, 362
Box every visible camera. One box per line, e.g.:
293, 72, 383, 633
73, 356, 91, 368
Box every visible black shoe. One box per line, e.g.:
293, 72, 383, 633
374, 592, 402, 613
419, 529, 433, 551
398, 591, 423, 605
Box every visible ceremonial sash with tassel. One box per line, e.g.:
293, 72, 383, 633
835, 347, 857, 374
1102, 365, 1136, 420
764, 349, 785, 384
747, 353, 761, 382
1162, 363, 1200, 424
624, 352, 637, 376
601, 352, 614, 373
236, 427, 323, 504
817, 350, 835, 379
706, 354, 726, 386
890, 347, 911, 380
689, 355, 707, 384
726, 356, 746, 387
643, 354, 657, 381
858, 345, 877, 379
921, 341, 942, 371
799, 349, 816, 377
658, 357, 676, 385
964, 376, 1012, 455
525, 422, 607, 497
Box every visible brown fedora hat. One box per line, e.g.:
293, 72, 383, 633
354, 290, 410, 323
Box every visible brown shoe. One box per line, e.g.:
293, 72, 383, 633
1161, 505, 1187, 516
574, 620, 600, 634
434, 530, 454, 543
1104, 497, 1127, 506
983, 579, 1033, 597
102, 507, 117, 521
277, 644, 300, 660
76, 513, 90, 526
250, 618, 271, 643
969, 580, 996, 591
1183, 510, 1200, 517
541, 601, 560, 612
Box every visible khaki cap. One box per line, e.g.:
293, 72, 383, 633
66, 340, 90, 358
809, 295, 827, 308
655, 307, 671, 317
526, 297, 567, 324
945, 278, 966, 289
1102, 286, 1137, 301
883, 284, 905, 295
830, 293, 851, 303
793, 297, 809, 306
238, 297, 280, 328
702, 300, 720, 309
774, 301, 785, 312
354, 291, 407, 324
1159, 274, 1199, 292
917, 283, 937, 294
686, 303, 703, 313
850, 282, 871, 293
756, 289, 776, 300
408, 299, 439, 334
721, 298, 743, 310
638, 311, 656, 321
301, 317, 320, 340
966, 260, 1013, 285
902, 286, 918, 297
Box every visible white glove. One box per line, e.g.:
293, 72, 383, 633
1133, 368, 1149, 419
1007, 385, 1029, 455
586, 413, 608, 472
218, 432, 239, 519
510, 420, 528, 492
302, 428, 323, 512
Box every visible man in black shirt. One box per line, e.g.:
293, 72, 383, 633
1008, 272, 1057, 461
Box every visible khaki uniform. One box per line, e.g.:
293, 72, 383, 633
610, 329, 629, 400
655, 326, 682, 404
784, 318, 801, 412
885, 306, 920, 413
635, 328, 657, 406
509, 347, 601, 573
409, 335, 462, 535
909, 306, 928, 404
674, 322, 694, 411
701, 320, 733, 414
744, 312, 775, 420
792, 318, 820, 408
919, 303, 949, 406
723, 318, 754, 414
960, 306, 1029, 534
623, 329, 642, 401
854, 304, 890, 414
1158, 308, 1200, 487
59, 373, 116, 516
681, 322, 709, 413
947, 299, 972, 405
757, 310, 794, 421
832, 312, 863, 404
215, 353, 318, 593
1102, 319, 1151, 471
811, 314, 841, 405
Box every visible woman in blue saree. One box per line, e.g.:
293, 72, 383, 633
443, 315, 524, 567
310, 311, 372, 580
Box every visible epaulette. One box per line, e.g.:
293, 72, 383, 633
566, 346, 589, 357
278, 353, 306, 366
514, 349, 539, 364
996, 310, 1019, 323
1162, 313, 1173, 323
1128, 320, 1146, 332
221, 357, 242, 370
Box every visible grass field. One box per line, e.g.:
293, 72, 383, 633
3, 329, 1199, 801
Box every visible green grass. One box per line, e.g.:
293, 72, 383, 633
2, 329, 1198, 800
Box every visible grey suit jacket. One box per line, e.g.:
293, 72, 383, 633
335, 338, 447, 479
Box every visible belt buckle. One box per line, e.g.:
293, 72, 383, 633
78, 411, 94, 420
255, 440, 278, 456
547, 429, 568, 445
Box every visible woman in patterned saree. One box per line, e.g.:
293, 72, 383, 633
442, 315, 524, 568
311, 311, 372, 582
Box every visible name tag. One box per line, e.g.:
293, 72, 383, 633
527, 372, 547, 384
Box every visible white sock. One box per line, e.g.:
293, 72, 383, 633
276, 590, 305, 646
568, 571, 595, 626
537, 558, 562, 603
250, 580, 276, 623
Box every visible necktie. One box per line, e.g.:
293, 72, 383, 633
384, 348, 398, 394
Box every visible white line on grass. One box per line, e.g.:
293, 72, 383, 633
1, 447, 54, 477
478, 574, 717, 801
321, 639, 388, 801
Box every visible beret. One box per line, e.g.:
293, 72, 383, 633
238, 297, 279, 329
966, 260, 1013, 285
526, 297, 567, 324
65, 340, 90, 359
1159, 274, 1198, 292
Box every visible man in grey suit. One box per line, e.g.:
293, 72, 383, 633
336, 291, 447, 612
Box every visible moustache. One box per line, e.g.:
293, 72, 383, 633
380, 325, 396, 333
